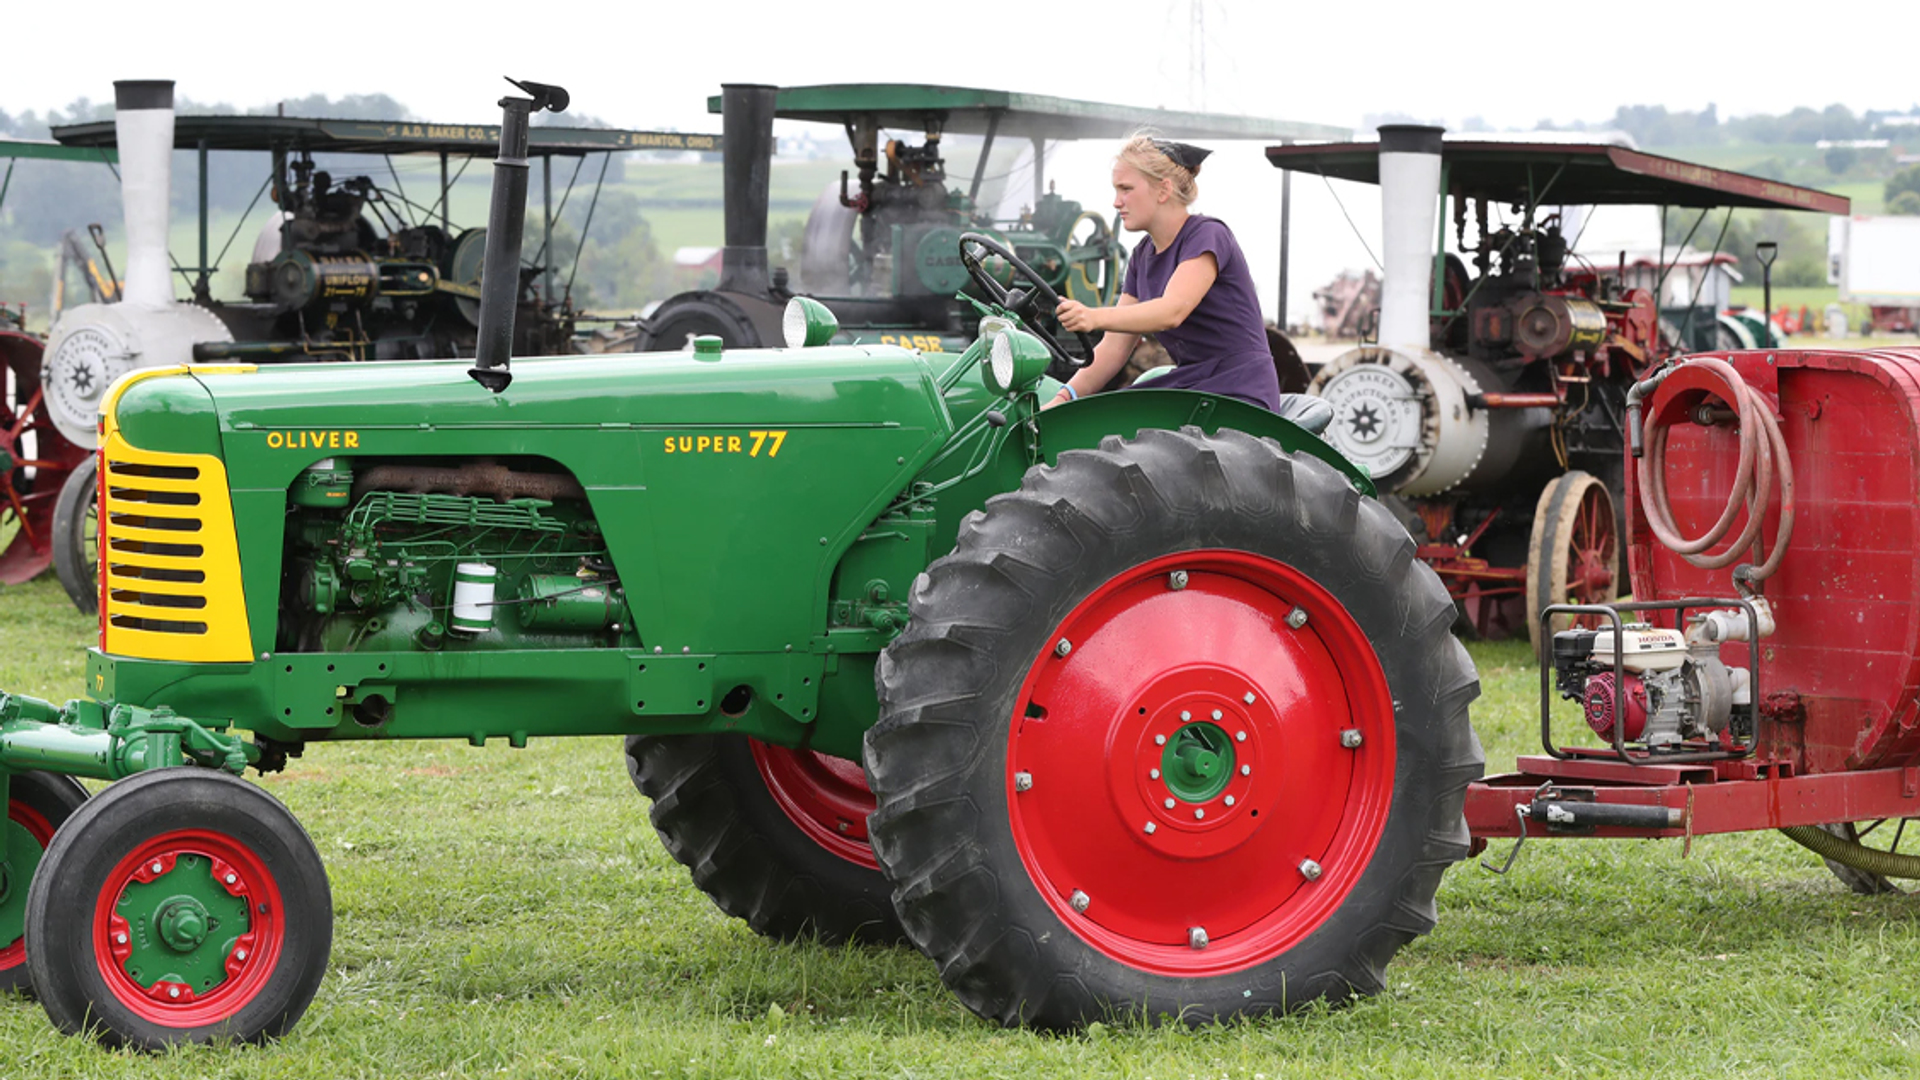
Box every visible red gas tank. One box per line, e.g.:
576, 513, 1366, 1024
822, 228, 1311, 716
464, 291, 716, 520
1627, 348, 1920, 774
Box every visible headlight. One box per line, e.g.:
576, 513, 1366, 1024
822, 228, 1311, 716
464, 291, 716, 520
982, 329, 1052, 396
782, 296, 839, 348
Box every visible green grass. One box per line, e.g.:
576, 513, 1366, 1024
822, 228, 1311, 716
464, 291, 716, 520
3, 573, 1920, 1077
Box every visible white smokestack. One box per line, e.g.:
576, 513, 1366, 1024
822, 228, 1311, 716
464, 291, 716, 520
1377, 125, 1444, 350
113, 80, 176, 308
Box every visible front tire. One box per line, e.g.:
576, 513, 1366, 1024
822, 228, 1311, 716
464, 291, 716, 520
866, 426, 1482, 1028
25, 769, 332, 1049
1, 771, 89, 993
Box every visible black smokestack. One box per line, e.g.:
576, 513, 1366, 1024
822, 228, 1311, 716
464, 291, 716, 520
717, 84, 778, 296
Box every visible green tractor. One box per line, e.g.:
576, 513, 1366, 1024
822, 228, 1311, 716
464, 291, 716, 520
0, 83, 1481, 1048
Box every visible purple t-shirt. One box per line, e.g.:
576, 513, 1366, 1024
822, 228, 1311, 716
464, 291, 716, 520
1121, 215, 1279, 411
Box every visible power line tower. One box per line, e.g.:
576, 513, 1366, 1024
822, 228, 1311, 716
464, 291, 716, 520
1188, 0, 1207, 111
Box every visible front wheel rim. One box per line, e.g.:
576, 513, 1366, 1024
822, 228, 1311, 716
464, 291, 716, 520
92, 828, 284, 1026
0, 800, 57, 971
1006, 550, 1396, 976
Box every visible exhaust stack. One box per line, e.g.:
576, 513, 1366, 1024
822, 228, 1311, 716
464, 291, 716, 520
470, 78, 568, 393
1376, 125, 1444, 350
113, 80, 176, 308
717, 84, 778, 296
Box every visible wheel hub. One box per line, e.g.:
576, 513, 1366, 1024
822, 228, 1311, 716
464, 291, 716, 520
155, 897, 212, 952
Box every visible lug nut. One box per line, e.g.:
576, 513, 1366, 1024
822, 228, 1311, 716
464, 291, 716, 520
225, 873, 238, 885
1070, 890, 1090, 913
1054, 638, 1072, 657
1014, 771, 1033, 792
1299, 859, 1323, 881
1211, 709, 1223, 721
1149, 768, 1160, 779
1155, 734, 1167, 745
117, 933, 128, 945
1164, 798, 1176, 809
1244, 692, 1257, 705
1168, 570, 1189, 590
1194, 808, 1206, 820
236, 949, 248, 961
1189, 927, 1209, 949
1341, 729, 1364, 748
1286, 607, 1308, 629
168, 987, 181, 999
1241, 764, 1252, 776
151, 861, 164, 875
1224, 795, 1236, 807
1144, 822, 1158, 835
1235, 731, 1247, 742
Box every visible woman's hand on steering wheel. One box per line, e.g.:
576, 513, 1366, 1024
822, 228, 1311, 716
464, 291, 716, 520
958, 232, 1097, 368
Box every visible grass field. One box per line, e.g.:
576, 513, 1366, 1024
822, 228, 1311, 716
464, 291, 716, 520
4, 571, 1920, 1078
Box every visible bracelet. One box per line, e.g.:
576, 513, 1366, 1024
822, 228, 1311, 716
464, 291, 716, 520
1059, 384, 1078, 401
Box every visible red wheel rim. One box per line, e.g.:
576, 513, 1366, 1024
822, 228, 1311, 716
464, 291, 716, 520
92, 828, 285, 1026
1006, 550, 1395, 976
748, 741, 880, 870
1, 333, 85, 584
0, 800, 57, 972
1567, 483, 1617, 605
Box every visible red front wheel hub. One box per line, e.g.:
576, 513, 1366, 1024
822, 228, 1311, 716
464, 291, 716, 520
1006, 550, 1396, 976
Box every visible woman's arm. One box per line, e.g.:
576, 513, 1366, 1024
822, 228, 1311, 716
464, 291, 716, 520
1042, 295, 1140, 409
1057, 253, 1219, 335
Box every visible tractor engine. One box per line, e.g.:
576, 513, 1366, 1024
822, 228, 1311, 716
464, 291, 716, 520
278, 457, 630, 656
1551, 606, 1767, 747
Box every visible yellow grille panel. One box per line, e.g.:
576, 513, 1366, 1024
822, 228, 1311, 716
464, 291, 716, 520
98, 371, 253, 663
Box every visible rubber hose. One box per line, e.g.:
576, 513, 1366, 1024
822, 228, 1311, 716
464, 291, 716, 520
1780, 824, 1920, 879
1637, 357, 1796, 580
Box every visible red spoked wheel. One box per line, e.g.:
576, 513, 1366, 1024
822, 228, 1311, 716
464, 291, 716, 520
1006, 550, 1394, 975
748, 741, 880, 870
626, 733, 902, 943
1, 772, 90, 992
1526, 470, 1619, 657
26, 769, 331, 1049
867, 426, 1482, 1029
1, 332, 87, 585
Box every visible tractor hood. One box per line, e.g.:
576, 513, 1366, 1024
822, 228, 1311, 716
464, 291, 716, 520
110, 345, 953, 459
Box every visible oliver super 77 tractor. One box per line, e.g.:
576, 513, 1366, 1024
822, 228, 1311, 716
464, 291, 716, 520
8, 81, 1920, 1051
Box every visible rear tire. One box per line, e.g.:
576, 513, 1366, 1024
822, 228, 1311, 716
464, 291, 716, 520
625, 735, 903, 944
1, 771, 89, 993
866, 426, 1482, 1028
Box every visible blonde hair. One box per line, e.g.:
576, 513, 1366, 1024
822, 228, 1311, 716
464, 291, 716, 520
1116, 132, 1200, 206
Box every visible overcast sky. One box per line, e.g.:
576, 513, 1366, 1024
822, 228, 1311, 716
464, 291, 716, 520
11, 0, 1915, 318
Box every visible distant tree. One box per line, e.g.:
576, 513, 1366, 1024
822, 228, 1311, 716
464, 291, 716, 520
1890, 191, 1920, 216
1888, 165, 1920, 211
1825, 146, 1858, 175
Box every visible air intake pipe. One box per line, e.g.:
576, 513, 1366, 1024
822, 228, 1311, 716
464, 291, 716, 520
1376, 125, 1444, 350
114, 80, 177, 308
716, 84, 778, 296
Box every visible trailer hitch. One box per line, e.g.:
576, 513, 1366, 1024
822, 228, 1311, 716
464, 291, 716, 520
1481, 783, 1686, 874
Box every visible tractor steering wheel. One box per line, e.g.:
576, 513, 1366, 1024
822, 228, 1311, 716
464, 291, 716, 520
958, 232, 1097, 369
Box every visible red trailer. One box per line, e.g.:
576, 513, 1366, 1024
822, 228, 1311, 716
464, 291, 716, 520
1468, 346, 1920, 892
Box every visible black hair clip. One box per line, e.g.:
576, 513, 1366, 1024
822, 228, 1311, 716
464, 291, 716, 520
1151, 139, 1213, 171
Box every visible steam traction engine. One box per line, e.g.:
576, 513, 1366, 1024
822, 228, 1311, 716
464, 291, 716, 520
1267, 131, 1848, 647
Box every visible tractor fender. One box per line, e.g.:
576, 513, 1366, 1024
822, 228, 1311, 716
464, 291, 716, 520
1026, 387, 1377, 498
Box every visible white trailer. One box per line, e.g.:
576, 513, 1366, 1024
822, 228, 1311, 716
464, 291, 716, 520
1829, 215, 1920, 331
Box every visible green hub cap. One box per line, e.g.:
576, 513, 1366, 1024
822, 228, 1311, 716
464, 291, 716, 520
156, 898, 212, 952
1161, 721, 1235, 803
116, 853, 250, 992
